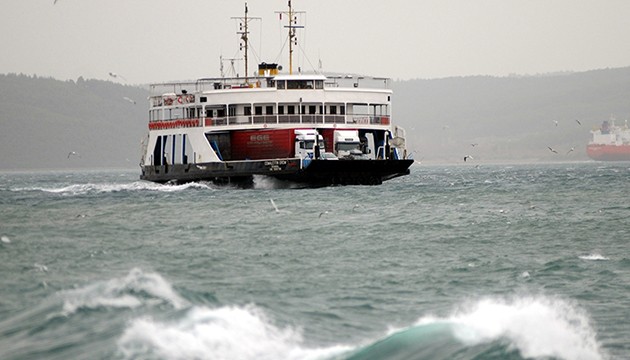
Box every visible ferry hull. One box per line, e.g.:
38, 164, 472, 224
586, 144, 630, 161
140, 158, 413, 186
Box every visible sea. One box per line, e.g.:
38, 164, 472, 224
0, 162, 628, 360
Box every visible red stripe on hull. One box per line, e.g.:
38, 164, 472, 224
586, 144, 630, 161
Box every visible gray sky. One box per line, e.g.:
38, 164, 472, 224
2, 0, 629, 84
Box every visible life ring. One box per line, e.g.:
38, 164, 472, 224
164, 98, 173, 106
177, 96, 183, 104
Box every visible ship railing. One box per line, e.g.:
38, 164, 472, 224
199, 114, 391, 127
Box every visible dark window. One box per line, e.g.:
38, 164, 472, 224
200, 96, 207, 103
330, 106, 337, 115
244, 106, 252, 116
266, 106, 273, 115
340, 105, 346, 115
255, 106, 263, 116
309, 105, 316, 114
288, 105, 295, 115
278, 106, 284, 115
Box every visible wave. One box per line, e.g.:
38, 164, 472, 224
58, 268, 188, 316
347, 296, 605, 360
118, 305, 351, 360
579, 253, 610, 261
116, 295, 605, 360
12, 181, 214, 195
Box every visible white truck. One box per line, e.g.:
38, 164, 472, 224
294, 129, 330, 160
333, 130, 366, 159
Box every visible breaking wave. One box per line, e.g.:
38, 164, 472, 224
12, 181, 214, 195
579, 253, 610, 261
58, 268, 188, 316
117, 294, 605, 360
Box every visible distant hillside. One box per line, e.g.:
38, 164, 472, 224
0, 74, 148, 170
393, 67, 630, 163
1, 68, 629, 170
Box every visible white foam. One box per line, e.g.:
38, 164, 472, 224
13, 181, 214, 195
1, 235, 10, 244
59, 268, 188, 316
579, 253, 610, 261
118, 305, 350, 360
417, 296, 604, 360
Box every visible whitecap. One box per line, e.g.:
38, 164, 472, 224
58, 268, 188, 316
415, 296, 604, 360
118, 305, 350, 360
579, 253, 610, 261
1, 235, 10, 244
13, 181, 214, 195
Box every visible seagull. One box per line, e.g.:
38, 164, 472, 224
471, 143, 478, 147
553, 120, 558, 127
575, 119, 582, 125
109, 72, 126, 81
67, 151, 80, 158
269, 198, 280, 213
123, 97, 136, 104
547, 146, 558, 154
566, 147, 575, 154
319, 210, 330, 218
53, 0, 59, 4
464, 155, 474, 162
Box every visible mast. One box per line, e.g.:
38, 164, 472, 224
276, 1, 304, 74
232, 3, 260, 83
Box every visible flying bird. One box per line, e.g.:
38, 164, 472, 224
553, 120, 558, 127
471, 143, 478, 147
575, 119, 582, 125
109, 72, 126, 81
566, 147, 575, 154
53, 0, 59, 4
547, 146, 558, 154
464, 155, 474, 162
123, 97, 136, 104
67, 151, 80, 158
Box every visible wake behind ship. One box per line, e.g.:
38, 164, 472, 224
139, 2, 413, 186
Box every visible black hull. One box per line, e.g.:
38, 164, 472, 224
140, 158, 413, 187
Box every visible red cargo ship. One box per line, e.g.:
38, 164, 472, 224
586, 117, 630, 161
139, 2, 412, 186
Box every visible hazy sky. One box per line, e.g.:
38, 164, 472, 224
2, 0, 629, 84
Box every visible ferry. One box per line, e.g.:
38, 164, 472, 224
140, 2, 413, 186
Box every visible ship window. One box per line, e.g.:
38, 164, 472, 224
320, 105, 324, 114
287, 105, 295, 115
277, 80, 286, 89
200, 96, 207, 103
309, 105, 316, 114
301, 105, 305, 114
315, 80, 324, 89
330, 106, 337, 115
244, 106, 252, 116
229, 105, 236, 117
266, 106, 274, 115
278, 106, 285, 115
340, 105, 346, 115
255, 106, 263, 116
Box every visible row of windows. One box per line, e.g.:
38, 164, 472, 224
151, 104, 349, 120
244, 105, 346, 116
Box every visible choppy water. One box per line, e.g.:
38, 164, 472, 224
0, 162, 628, 360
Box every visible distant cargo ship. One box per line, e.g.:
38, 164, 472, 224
139, 1, 412, 186
586, 117, 630, 161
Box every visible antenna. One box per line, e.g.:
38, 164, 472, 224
275, 1, 305, 75
232, 3, 261, 83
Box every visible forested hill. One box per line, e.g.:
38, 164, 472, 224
0, 74, 148, 170
1, 68, 629, 170
393, 67, 630, 163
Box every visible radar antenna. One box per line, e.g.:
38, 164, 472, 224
232, 3, 261, 83
276, 1, 305, 74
